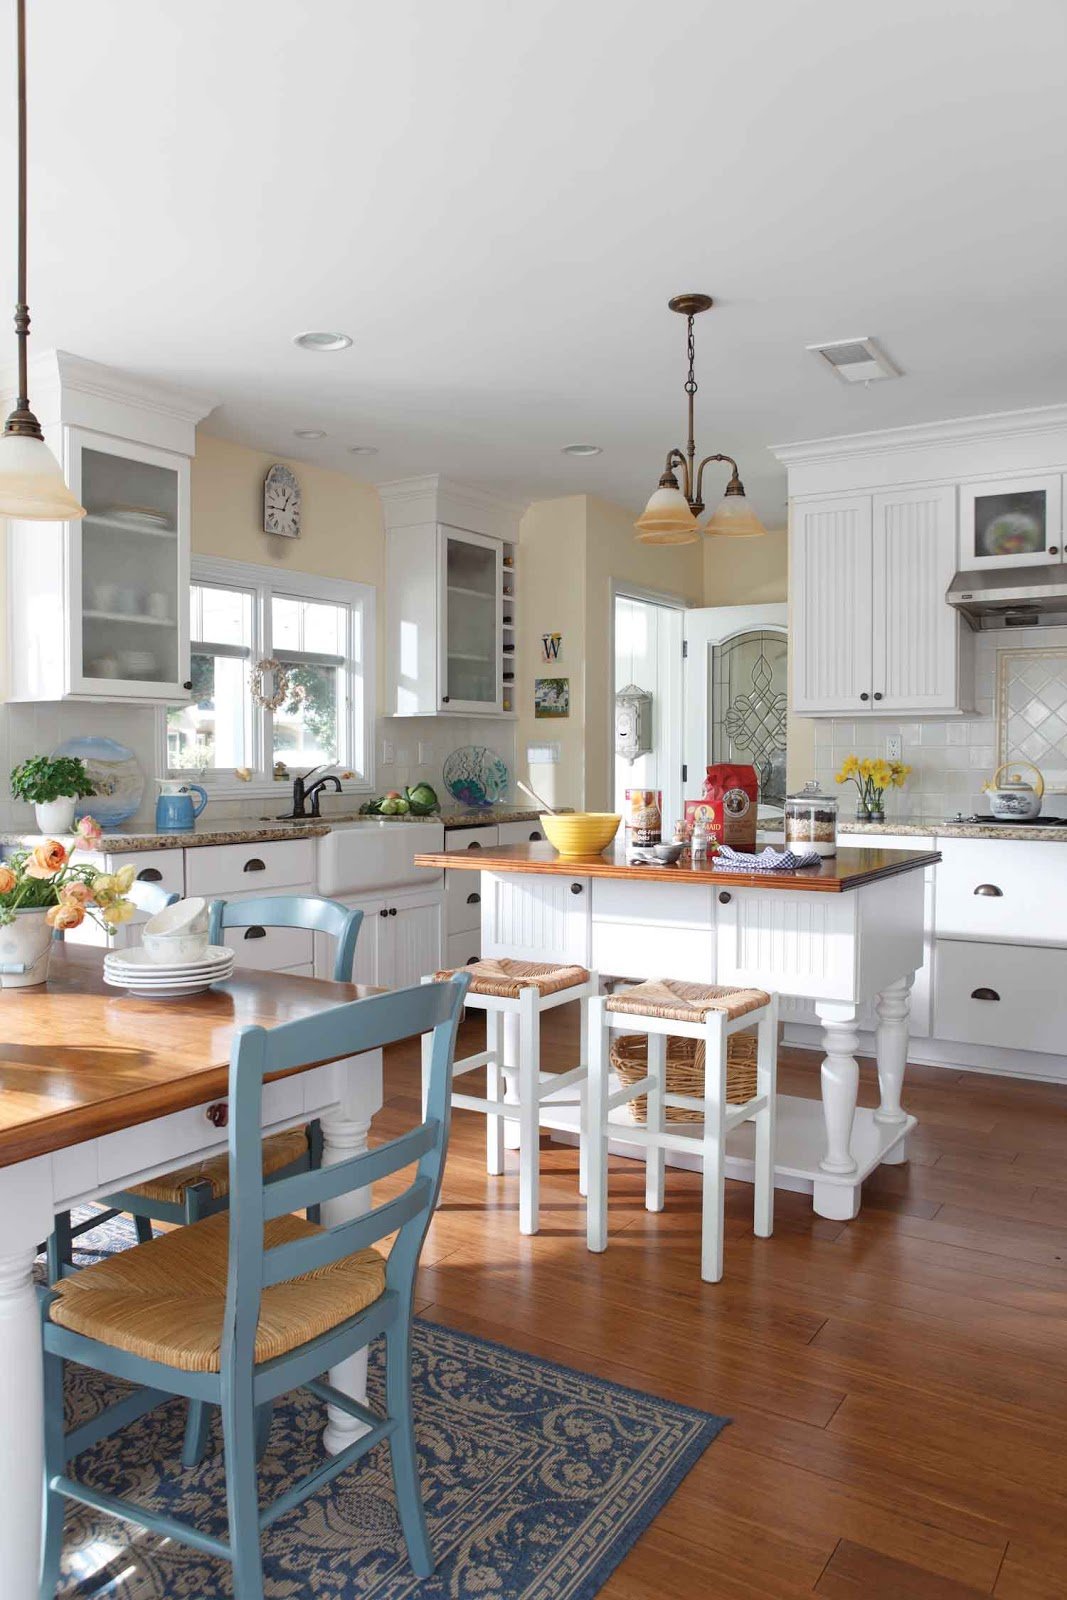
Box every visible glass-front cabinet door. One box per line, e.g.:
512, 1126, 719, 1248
438, 526, 502, 712
69, 430, 190, 701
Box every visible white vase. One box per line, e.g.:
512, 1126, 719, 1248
33, 796, 77, 835
0, 909, 54, 988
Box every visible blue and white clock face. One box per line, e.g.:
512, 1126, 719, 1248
264, 464, 301, 537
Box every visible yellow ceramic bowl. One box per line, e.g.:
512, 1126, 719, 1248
539, 812, 621, 858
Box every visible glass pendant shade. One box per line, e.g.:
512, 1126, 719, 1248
634, 483, 699, 544
0, 430, 86, 520
704, 491, 765, 538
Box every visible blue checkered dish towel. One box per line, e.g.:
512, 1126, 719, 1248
715, 844, 822, 871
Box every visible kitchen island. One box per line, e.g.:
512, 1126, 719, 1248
416, 841, 940, 1220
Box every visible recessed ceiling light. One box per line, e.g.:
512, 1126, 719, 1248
293, 331, 352, 352
348, 445, 379, 456
293, 429, 326, 439
562, 443, 602, 457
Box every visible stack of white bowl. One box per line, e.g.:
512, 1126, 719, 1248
103, 897, 235, 997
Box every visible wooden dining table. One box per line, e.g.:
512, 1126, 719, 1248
0, 944, 385, 1600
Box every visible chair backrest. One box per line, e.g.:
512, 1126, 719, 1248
127, 879, 181, 916
220, 972, 470, 1375
208, 894, 363, 981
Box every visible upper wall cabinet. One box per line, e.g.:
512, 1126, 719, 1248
381, 475, 524, 718
2, 352, 216, 704
792, 487, 969, 716
958, 473, 1063, 569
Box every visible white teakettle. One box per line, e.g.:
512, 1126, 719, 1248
983, 761, 1044, 821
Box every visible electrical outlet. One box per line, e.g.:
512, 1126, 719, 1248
886, 736, 903, 761
418, 742, 432, 765
381, 739, 396, 765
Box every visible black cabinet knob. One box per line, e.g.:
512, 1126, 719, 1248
873, 691, 884, 701
974, 883, 1003, 897
467, 892, 481, 905
570, 882, 583, 895
206, 1101, 228, 1128
467, 840, 482, 850
1049, 546, 1059, 556
243, 857, 265, 873
389, 906, 397, 916
136, 867, 163, 882
244, 926, 266, 940
718, 891, 732, 904
859, 692, 870, 702
379, 908, 388, 918
441, 695, 451, 704
182, 679, 193, 691
529, 830, 542, 841
971, 986, 1000, 1001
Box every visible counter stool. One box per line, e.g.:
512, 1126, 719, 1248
586, 978, 778, 1282
423, 957, 599, 1235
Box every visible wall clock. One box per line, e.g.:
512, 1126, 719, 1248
263, 463, 301, 538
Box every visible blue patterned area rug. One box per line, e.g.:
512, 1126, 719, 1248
41, 1212, 728, 1599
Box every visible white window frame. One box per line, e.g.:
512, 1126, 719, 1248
158, 555, 376, 799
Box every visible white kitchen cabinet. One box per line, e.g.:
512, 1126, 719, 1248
380, 474, 522, 718
1, 352, 214, 704
322, 886, 443, 990
791, 488, 969, 716
934, 938, 1067, 1055
958, 473, 1063, 569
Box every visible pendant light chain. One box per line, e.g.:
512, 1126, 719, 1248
684, 313, 697, 398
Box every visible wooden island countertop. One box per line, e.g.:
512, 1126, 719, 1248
415, 840, 940, 893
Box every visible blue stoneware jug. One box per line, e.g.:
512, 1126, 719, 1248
155, 781, 208, 832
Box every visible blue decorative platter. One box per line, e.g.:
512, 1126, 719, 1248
51, 735, 144, 827
442, 746, 510, 809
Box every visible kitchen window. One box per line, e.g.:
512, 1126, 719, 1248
163, 557, 374, 793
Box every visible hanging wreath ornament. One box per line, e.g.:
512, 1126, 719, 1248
249, 657, 306, 711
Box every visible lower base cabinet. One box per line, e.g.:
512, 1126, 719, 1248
934, 937, 1067, 1055
324, 887, 444, 990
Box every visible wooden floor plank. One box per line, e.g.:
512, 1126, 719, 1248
814, 1539, 992, 1598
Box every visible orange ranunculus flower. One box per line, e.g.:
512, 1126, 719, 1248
46, 900, 85, 930
60, 881, 93, 906
0, 865, 16, 895
76, 815, 103, 850
25, 840, 68, 878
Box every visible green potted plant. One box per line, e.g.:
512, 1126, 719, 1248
10, 754, 95, 835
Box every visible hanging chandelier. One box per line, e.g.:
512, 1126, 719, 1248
635, 294, 764, 545
0, 0, 85, 520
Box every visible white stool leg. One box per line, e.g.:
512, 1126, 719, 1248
586, 996, 609, 1254
753, 1000, 778, 1239
578, 991, 591, 1198
485, 1006, 505, 1177
645, 1030, 666, 1214
518, 986, 540, 1235
502, 1011, 522, 1151
701, 1014, 728, 1283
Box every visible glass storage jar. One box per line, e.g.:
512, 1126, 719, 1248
784, 780, 838, 858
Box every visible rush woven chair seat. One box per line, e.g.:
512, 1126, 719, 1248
38, 972, 471, 1600
124, 1127, 313, 1207
587, 977, 779, 1282
425, 958, 599, 1236
433, 956, 591, 999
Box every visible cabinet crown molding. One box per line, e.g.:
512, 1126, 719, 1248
378, 473, 526, 539
0, 349, 218, 457
770, 402, 1067, 469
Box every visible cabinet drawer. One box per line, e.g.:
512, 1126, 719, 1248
934, 938, 1067, 1054
446, 929, 481, 970
445, 825, 498, 854
220, 921, 315, 972
497, 820, 545, 845
185, 838, 316, 898
446, 869, 483, 933
934, 838, 1067, 945
107, 849, 185, 904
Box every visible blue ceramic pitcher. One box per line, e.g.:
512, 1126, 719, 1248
155, 780, 208, 832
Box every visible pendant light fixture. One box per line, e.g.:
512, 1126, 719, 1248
635, 295, 763, 545
0, 0, 85, 521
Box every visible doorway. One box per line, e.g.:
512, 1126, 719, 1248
612, 587, 685, 828
683, 604, 788, 819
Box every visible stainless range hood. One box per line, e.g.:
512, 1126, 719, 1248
946, 566, 1067, 630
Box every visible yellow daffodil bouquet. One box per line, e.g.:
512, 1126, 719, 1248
0, 815, 135, 932
835, 755, 912, 819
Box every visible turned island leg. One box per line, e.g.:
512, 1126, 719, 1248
874, 973, 914, 1165
812, 1001, 861, 1221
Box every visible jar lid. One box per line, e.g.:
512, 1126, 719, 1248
787, 779, 836, 804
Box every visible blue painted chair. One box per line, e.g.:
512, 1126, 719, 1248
39, 971, 470, 1597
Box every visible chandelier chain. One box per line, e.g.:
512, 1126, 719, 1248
684, 314, 697, 397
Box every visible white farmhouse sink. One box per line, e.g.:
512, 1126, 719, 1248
317, 818, 445, 896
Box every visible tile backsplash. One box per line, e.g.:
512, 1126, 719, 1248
812, 625, 1067, 820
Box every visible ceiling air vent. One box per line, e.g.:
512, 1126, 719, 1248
806, 337, 901, 384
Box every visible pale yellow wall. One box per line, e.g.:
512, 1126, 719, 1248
584, 495, 705, 809
190, 431, 387, 706
516, 496, 588, 809
703, 525, 788, 605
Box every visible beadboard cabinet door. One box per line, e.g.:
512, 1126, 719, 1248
791, 496, 873, 714
872, 486, 966, 713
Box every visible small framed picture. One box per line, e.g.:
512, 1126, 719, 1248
540, 631, 563, 664
959, 474, 1061, 569
534, 677, 570, 718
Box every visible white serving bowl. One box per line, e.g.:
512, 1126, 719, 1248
141, 926, 211, 965
144, 897, 209, 936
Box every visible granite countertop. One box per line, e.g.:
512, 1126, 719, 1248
838, 816, 1067, 842
0, 805, 553, 854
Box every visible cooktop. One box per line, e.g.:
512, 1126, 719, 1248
946, 814, 1067, 827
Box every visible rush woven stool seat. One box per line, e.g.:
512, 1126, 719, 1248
425, 958, 600, 1235
587, 978, 779, 1283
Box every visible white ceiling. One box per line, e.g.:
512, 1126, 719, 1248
6, 0, 1067, 522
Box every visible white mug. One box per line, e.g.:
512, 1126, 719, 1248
147, 591, 170, 620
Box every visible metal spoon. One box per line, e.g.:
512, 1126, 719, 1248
517, 778, 556, 815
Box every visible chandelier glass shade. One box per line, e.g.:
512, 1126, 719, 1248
636, 294, 764, 546
0, 0, 86, 522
